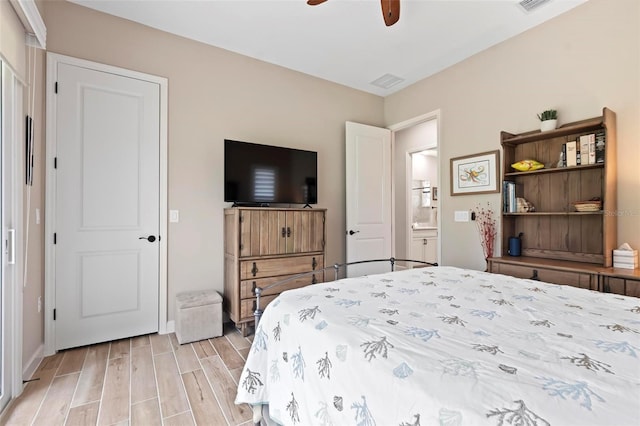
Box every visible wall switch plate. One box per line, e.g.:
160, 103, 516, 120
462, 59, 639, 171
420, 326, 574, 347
454, 210, 470, 222
169, 210, 180, 223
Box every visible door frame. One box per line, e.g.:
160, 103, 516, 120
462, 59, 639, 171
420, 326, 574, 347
44, 53, 168, 356
0, 59, 25, 410
388, 110, 441, 266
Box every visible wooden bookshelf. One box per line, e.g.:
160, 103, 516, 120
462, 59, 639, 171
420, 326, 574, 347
491, 108, 617, 286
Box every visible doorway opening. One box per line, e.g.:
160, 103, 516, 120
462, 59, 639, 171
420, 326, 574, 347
390, 113, 440, 267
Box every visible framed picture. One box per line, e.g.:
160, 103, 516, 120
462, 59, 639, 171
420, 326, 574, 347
450, 150, 500, 196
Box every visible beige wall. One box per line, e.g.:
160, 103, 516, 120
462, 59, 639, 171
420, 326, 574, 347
43, 1, 384, 324
0, 0, 27, 78
385, 0, 640, 270
23, 45, 46, 371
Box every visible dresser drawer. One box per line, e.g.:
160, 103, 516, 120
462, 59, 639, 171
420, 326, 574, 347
240, 254, 323, 280
240, 271, 325, 299
240, 294, 279, 321
495, 263, 593, 289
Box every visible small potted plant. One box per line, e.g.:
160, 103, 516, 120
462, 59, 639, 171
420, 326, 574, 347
537, 109, 558, 131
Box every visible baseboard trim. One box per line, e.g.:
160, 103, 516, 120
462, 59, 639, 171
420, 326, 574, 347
23, 343, 44, 382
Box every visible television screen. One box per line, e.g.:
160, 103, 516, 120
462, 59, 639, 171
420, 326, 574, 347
224, 139, 318, 205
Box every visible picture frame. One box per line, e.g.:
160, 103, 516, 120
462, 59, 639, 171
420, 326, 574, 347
450, 150, 500, 196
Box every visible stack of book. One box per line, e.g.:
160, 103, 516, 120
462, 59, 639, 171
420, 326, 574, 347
502, 181, 522, 213
559, 132, 604, 167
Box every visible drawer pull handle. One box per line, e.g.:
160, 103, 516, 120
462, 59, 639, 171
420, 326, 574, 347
281, 227, 286, 238
252, 300, 256, 311
312, 274, 317, 284
530, 270, 540, 281
312, 257, 318, 269
287, 227, 291, 237
251, 262, 259, 277
252, 281, 257, 292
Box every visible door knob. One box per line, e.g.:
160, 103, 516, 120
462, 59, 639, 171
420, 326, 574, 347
348, 230, 360, 235
139, 235, 157, 242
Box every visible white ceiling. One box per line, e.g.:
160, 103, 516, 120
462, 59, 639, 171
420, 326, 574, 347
69, 0, 587, 96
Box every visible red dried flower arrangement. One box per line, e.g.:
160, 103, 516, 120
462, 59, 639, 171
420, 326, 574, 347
475, 203, 497, 259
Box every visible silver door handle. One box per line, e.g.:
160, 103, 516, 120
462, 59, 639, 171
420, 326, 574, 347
6, 229, 15, 265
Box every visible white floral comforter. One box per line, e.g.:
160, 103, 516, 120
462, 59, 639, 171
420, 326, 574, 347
235, 266, 640, 426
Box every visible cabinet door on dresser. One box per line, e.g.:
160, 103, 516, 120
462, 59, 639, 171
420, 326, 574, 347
239, 209, 325, 256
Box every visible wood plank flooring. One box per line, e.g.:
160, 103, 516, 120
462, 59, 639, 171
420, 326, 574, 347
1, 324, 254, 426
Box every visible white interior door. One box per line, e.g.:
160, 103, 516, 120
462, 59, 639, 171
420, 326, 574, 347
54, 62, 160, 350
345, 121, 392, 277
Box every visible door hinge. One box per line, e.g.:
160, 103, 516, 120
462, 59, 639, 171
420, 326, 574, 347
239, 215, 244, 223
54, 82, 58, 94
54, 157, 57, 169
239, 243, 243, 251
53, 233, 57, 244
53, 309, 56, 320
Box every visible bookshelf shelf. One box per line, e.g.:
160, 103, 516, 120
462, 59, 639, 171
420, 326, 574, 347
501, 116, 605, 146
504, 163, 603, 178
503, 211, 604, 217
497, 107, 617, 268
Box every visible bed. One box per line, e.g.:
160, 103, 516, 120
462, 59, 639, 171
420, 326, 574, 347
235, 263, 640, 425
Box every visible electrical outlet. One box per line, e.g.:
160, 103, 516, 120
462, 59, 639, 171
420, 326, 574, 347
37, 296, 42, 313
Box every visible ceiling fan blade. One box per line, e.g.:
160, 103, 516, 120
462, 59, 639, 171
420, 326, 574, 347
381, 0, 400, 26
307, 0, 328, 5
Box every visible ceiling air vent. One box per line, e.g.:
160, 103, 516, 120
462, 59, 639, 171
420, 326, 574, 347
370, 73, 405, 89
518, 0, 551, 12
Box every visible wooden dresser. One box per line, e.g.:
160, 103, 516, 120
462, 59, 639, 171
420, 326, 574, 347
223, 207, 326, 335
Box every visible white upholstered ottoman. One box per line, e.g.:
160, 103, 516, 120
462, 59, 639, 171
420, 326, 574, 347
175, 290, 223, 344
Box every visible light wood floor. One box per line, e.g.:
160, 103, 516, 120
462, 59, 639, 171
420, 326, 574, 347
1, 324, 254, 426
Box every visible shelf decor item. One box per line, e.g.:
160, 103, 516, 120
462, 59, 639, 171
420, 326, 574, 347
511, 159, 544, 172
450, 150, 500, 196
537, 109, 558, 131
573, 199, 602, 212
475, 202, 497, 261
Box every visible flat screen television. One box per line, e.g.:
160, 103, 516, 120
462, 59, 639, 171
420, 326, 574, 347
224, 139, 318, 206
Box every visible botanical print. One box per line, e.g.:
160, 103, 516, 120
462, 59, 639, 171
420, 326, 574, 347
287, 393, 300, 423
593, 339, 639, 357
241, 369, 263, 394
536, 377, 605, 410
299, 306, 321, 322
317, 352, 332, 379
361, 336, 394, 361
458, 159, 489, 188
486, 400, 550, 426
351, 395, 375, 426
561, 353, 613, 374
292, 346, 306, 380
